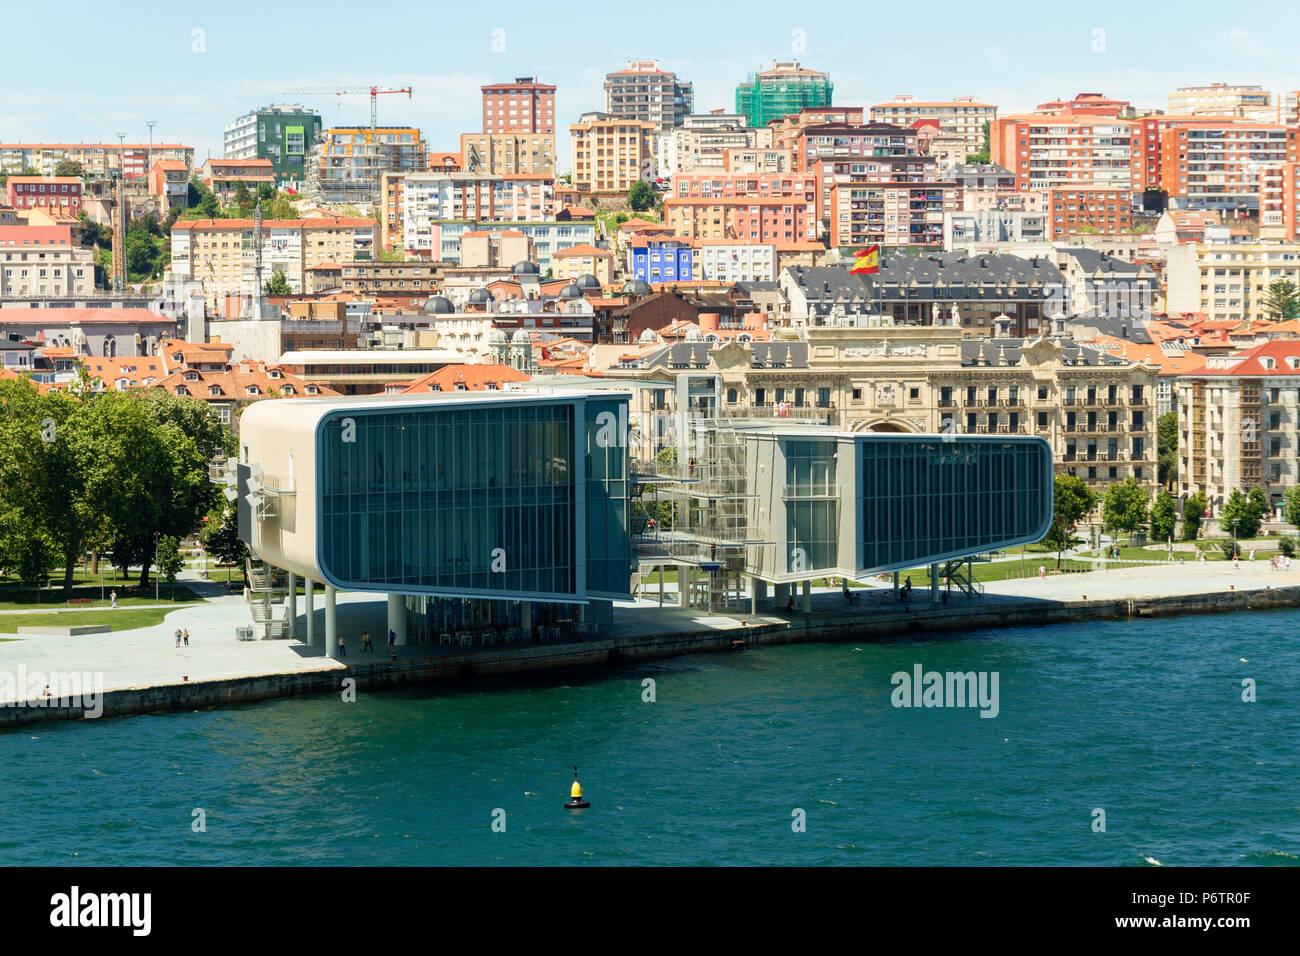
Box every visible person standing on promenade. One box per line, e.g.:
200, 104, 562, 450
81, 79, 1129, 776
110, 590, 117, 609
1038, 565, 1045, 579
361, 631, 373, 653
174, 628, 182, 647
388, 629, 396, 652
337, 634, 346, 657
182, 628, 190, 646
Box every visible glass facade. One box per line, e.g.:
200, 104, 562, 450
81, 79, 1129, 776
584, 398, 632, 596
859, 438, 1052, 571
785, 439, 839, 571
314, 399, 630, 599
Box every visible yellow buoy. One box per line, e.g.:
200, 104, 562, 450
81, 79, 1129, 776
565, 766, 589, 809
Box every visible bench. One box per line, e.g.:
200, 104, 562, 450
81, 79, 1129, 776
67, 598, 94, 608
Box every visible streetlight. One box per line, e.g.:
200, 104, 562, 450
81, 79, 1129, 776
154, 535, 160, 605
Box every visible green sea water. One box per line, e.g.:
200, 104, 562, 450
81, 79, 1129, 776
3, 609, 1297, 866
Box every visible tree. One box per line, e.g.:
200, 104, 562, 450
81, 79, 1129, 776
54, 159, 86, 179
1156, 411, 1178, 490
1183, 490, 1208, 541
202, 501, 248, 580
965, 121, 992, 164
257, 182, 275, 202
628, 179, 655, 212
1220, 487, 1262, 542
1044, 474, 1097, 568
1249, 486, 1270, 526
264, 269, 292, 296
1260, 279, 1300, 321
1149, 488, 1177, 542
156, 534, 185, 598
1102, 477, 1149, 542
1283, 486, 1300, 528
233, 181, 252, 212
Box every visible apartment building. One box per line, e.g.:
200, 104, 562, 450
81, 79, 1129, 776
200, 158, 275, 202
401, 174, 554, 252
1166, 241, 1300, 322
660, 114, 772, 175
628, 236, 693, 283
223, 105, 321, 181
809, 154, 941, 223
0, 143, 193, 180
170, 216, 379, 307
735, 62, 833, 129
1045, 186, 1132, 240
1178, 340, 1300, 510
604, 60, 693, 131
944, 205, 1049, 247
869, 96, 997, 155
406, 220, 595, 271
768, 107, 865, 152
696, 241, 777, 283
380, 172, 407, 252
1258, 162, 1300, 240
314, 127, 427, 201
663, 194, 817, 244
992, 113, 1136, 193
481, 77, 556, 134
722, 146, 794, 174
149, 160, 190, 216
459, 132, 556, 176
569, 113, 655, 194
795, 123, 919, 173
672, 172, 817, 201
0, 225, 94, 297
1168, 84, 1275, 122
4, 176, 83, 215
552, 243, 616, 285
825, 181, 958, 250
1159, 123, 1294, 213
1035, 93, 1134, 117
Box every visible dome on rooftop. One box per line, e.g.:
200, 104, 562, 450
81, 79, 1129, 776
574, 272, 601, 291
621, 278, 651, 295
638, 328, 658, 345
558, 283, 582, 299
511, 328, 531, 344
422, 295, 454, 315
488, 327, 509, 344
511, 260, 540, 276
468, 288, 495, 305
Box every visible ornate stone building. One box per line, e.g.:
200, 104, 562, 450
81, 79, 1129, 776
609, 321, 1158, 493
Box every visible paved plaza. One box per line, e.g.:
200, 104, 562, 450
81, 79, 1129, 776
1, 559, 1296, 706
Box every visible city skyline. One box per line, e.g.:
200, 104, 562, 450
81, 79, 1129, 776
3, 0, 1299, 165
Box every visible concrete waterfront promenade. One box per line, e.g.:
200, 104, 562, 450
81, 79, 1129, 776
3, 561, 1299, 727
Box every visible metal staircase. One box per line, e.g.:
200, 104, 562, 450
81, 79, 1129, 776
244, 557, 291, 639
943, 557, 984, 597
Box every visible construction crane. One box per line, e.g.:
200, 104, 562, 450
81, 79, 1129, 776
283, 85, 413, 201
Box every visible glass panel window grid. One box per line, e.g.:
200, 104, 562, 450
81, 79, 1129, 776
318, 404, 577, 595
859, 439, 1050, 570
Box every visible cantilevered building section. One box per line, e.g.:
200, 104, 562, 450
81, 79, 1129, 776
235, 391, 632, 650
623, 374, 1053, 612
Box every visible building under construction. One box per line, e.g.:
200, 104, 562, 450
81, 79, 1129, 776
306, 126, 427, 207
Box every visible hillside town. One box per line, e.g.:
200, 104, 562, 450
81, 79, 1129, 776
4, 73, 1300, 537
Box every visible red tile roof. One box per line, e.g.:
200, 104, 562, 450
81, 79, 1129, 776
1184, 340, 1300, 377
388, 363, 531, 394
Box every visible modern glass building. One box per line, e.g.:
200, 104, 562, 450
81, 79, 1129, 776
237, 391, 631, 652
739, 429, 1054, 582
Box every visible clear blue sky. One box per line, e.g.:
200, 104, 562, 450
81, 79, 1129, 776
3, 0, 1298, 168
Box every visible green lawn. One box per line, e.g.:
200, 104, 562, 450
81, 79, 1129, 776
0, 582, 205, 611
0, 606, 193, 633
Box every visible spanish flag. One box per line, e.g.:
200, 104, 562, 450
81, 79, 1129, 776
851, 244, 880, 275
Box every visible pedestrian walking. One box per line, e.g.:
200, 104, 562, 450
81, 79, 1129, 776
174, 628, 182, 647
109, 590, 117, 609
182, 628, 190, 646
1037, 564, 1046, 579
337, 634, 346, 657
387, 629, 396, 651
361, 630, 373, 653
